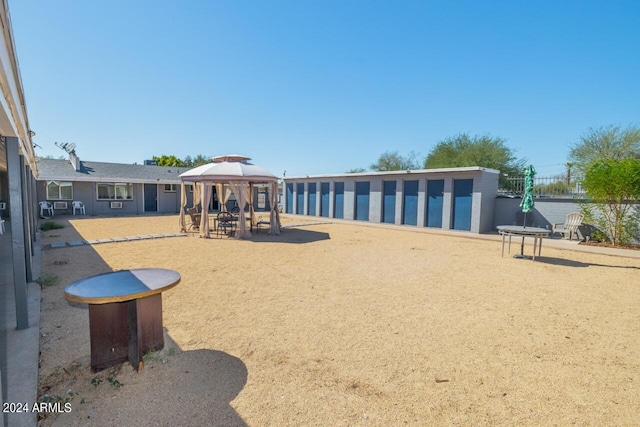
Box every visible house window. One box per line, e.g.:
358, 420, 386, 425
97, 183, 134, 200
164, 184, 177, 192
46, 181, 73, 200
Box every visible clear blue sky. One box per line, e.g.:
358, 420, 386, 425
10, 0, 639, 178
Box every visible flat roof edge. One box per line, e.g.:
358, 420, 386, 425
285, 166, 500, 180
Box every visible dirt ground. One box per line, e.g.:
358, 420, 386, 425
35, 214, 640, 426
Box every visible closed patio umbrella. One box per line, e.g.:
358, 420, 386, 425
519, 165, 536, 227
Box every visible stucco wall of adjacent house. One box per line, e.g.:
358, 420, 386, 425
493, 198, 585, 230
36, 181, 188, 216
157, 185, 180, 213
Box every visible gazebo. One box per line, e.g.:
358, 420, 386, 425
179, 155, 280, 238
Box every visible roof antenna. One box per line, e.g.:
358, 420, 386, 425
55, 141, 81, 171
55, 141, 76, 154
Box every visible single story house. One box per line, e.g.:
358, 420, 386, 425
36, 152, 192, 216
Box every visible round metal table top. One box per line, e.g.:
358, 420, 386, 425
497, 225, 550, 236
64, 268, 180, 304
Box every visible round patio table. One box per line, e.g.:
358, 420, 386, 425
497, 225, 550, 261
65, 268, 180, 372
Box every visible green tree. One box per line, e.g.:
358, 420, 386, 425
424, 133, 525, 180
193, 154, 210, 166
581, 158, 640, 246
346, 167, 367, 173
569, 124, 640, 174
370, 150, 422, 171
152, 155, 185, 167
184, 154, 211, 167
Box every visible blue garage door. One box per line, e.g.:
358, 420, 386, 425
426, 179, 444, 228
334, 182, 344, 219
382, 181, 396, 224
296, 183, 305, 214
452, 179, 473, 231
402, 180, 418, 225
286, 183, 294, 214
355, 182, 370, 221
320, 182, 330, 217
308, 183, 317, 216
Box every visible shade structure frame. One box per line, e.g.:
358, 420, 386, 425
178, 158, 279, 239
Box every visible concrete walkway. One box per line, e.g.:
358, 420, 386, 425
46, 232, 187, 250
1, 222, 40, 427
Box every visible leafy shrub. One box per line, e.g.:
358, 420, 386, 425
581, 158, 640, 246
40, 221, 65, 232
35, 272, 59, 287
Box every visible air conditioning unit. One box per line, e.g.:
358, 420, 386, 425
110, 201, 123, 209
53, 201, 67, 209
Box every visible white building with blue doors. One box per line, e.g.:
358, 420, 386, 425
283, 167, 499, 234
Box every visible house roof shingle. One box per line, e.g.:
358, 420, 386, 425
36, 158, 191, 184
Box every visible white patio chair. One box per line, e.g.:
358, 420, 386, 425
72, 201, 86, 215
39, 201, 54, 217
552, 212, 584, 240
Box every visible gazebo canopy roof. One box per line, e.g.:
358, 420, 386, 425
211, 154, 251, 163
179, 155, 278, 183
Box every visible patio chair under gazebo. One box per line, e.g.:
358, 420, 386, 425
179, 155, 280, 239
